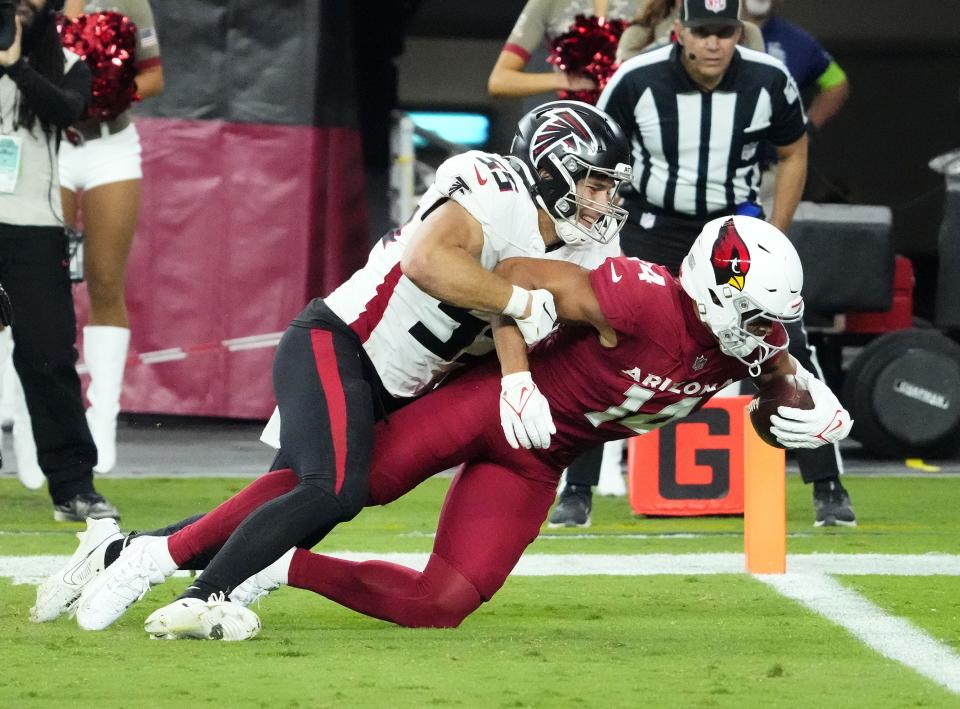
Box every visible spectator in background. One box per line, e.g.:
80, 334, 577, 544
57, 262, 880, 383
743, 0, 848, 131
56, 0, 163, 474
742, 0, 850, 207
617, 0, 765, 62
0, 0, 119, 521
583, 0, 854, 529
488, 0, 640, 101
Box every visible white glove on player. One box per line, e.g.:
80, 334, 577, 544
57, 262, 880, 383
769, 376, 853, 449
499, 371, 556, 450
512, 289, 558, 345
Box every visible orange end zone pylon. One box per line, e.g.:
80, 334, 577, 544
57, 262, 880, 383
743, 406, 786, 574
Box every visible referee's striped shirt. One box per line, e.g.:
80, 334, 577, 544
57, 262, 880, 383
597, 43, 807, 218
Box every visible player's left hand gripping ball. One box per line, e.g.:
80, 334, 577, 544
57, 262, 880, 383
499, 371, 556, 450
769, 377, 852, 449
514, 289, 557, 345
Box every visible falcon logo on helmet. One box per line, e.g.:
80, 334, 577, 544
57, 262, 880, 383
710, 218, 751, 291
529, 108, 599, 166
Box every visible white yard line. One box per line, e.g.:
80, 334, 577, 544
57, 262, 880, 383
5, 552, 958, 694
760, 572, 960, 695
5, 552, 960, 584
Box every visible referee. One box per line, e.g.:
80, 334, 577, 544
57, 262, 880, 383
548, 0, 854, 528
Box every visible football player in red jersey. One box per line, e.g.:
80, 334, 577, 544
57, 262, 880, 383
55, 216, 852, 638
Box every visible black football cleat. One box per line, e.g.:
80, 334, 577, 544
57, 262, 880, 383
813, 484, 856, 527
548, 484, 593, 528
53, 492, 121, 523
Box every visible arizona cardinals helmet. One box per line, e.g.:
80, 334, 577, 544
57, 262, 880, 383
679, 216, 804, 372
509, 100, 632, 246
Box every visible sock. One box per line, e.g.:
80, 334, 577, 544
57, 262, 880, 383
104, 529, 147, 568
103, 539, 124, 567
813, 477, 843, 495
288, 550, 482, 628
179, 579, 225, 602
165, 468, 299, 567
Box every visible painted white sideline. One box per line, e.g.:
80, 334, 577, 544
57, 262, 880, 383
5, 552, 960, 584
760, 572, 960, 695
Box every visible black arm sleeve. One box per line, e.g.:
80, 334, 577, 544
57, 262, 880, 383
5, 56, 91, 128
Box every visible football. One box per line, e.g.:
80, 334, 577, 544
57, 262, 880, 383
748, 374, 815, 448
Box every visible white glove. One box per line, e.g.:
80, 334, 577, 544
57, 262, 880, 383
769, 377, 853, 449
512, 289, 557, 345
499, 371, 556, 450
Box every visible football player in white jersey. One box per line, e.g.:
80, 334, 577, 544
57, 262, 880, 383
47, 102, 634, 632
262, 101, 633, 443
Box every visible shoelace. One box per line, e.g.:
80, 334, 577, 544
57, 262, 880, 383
102, 552, 163, 609
232, 573, 279, 608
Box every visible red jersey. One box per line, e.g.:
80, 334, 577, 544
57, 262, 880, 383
367, 255, 789, 506
529, 256, 785, 467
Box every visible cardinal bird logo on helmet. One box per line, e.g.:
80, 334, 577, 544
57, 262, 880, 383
529, 108, 599, 166
710, 218, 751, 291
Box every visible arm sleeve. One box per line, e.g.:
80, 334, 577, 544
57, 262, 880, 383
765, 68, 807, 146
503, 0, 552, 62
5, 56, 90, 128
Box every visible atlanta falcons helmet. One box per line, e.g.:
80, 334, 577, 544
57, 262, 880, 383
679, 216, 805, 372
509, 100, 632, 246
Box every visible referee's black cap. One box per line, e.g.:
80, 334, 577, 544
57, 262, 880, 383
680, 0, 743, 27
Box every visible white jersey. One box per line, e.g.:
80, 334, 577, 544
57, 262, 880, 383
325, 150, 619, 398
261, 150, 619, 448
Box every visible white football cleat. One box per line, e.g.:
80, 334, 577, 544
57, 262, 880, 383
228, 548, 294, 607
144, 594, 261, 641
75, 536, 174, 630
31, 517, 122, 622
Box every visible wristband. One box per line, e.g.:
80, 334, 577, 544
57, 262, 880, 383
502, 285, 530, 319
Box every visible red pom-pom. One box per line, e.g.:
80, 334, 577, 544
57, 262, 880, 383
547, 15, 627, 105
59, 11, 140, 122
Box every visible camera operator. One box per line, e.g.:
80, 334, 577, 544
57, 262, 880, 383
0, 0, 119, 521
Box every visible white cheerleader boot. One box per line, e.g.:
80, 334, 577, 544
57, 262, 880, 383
6, 358, 44, 490
83, 326, 130, 474
0, 328, 13, 431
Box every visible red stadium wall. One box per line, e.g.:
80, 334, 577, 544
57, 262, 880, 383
73, 2, 370, 418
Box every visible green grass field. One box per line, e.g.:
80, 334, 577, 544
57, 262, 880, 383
1, 474, 959, 708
